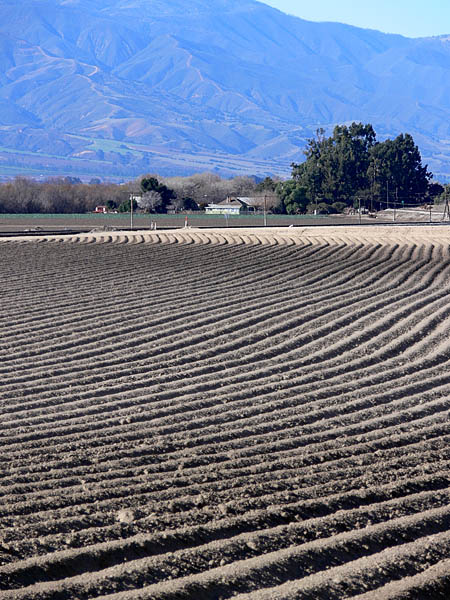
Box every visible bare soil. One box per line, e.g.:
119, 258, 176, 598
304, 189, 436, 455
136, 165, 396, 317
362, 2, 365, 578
1, 226, 449, 599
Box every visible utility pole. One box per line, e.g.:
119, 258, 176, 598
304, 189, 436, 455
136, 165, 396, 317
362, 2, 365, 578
264, 194, 267, 227
371, 163, 375, 213
358, 197, 361, 225
394, 187, 398, 222
443, 189, 450, 221
129, 194, 134, 230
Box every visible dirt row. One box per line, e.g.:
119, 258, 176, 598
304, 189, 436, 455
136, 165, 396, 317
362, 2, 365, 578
1, 227, 450, 598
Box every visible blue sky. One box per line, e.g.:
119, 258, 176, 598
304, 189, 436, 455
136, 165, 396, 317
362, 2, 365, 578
263, 0, 450, 38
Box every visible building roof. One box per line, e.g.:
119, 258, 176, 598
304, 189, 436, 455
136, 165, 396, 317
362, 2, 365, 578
215, 199, 242, 207
207, 196, 266, 210
237, 197, 265, 207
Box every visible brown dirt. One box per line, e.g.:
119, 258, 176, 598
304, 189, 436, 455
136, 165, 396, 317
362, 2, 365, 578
0, 226, 449, 599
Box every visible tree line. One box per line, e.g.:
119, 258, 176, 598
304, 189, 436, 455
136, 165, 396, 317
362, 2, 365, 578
0, 173, 263, 214
0, 123, 447, 215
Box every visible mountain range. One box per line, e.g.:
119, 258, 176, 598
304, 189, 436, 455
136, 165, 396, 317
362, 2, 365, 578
0, 0, 449, 181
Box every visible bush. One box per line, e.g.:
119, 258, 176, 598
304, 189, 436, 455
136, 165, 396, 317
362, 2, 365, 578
331, 201, 347, 214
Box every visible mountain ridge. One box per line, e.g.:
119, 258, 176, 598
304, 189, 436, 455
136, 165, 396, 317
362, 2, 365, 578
0, 0, 449, 180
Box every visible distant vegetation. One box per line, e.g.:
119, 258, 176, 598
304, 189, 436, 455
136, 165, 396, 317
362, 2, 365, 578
0, 173, 261, 214
276, 123, 446, 215
0, 123, 447, 215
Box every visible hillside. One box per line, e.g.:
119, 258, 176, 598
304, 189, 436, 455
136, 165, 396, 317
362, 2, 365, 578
0, 0, 449, 179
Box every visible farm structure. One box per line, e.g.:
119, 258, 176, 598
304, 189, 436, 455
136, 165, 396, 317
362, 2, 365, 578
0, 226, 450, 599
205, 198, 243, 214
205, 197, 263, 214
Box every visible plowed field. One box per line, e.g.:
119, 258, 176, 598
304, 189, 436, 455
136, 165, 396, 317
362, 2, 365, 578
1, 226, 450, 599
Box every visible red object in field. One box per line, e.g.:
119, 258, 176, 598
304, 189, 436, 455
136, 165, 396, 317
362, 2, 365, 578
94, 205, 107, 213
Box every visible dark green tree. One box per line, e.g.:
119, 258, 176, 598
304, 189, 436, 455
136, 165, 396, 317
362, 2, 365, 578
292, 123, 376, 206
369, 134, 432, 206
140, 177, 176, 212
105, 198, 117, 210
118, 198, 138, 213
255, 177, 277, 192
180, 197, 199, 211
276, 180, 308, 214
427, 182, 444, 200
291, 124, 433, 211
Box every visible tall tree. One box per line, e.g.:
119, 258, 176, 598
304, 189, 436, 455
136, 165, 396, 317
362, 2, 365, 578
369, 134, 432, 204
292, 123, 376, 204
